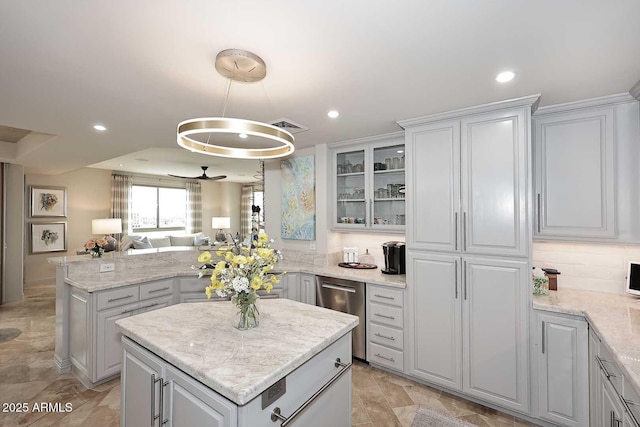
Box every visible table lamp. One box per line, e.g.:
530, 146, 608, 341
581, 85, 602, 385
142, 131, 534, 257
211, 217, 231, 242
92, 218, 122, 251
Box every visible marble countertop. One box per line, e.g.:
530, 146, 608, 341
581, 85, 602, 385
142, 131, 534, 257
65, 260, 405, 292
533, 289, 640, 396
116, 299, 358, 405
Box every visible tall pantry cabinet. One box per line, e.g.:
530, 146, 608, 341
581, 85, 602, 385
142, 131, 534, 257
399, 95, 539, 414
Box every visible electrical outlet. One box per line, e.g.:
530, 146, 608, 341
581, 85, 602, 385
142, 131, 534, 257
310, 241, 316, 250
100, 263, 115, 273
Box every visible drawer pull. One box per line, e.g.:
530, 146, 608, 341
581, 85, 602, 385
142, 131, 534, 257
374, 353, 395, 362
621, 398, 640, 426
151, 374, 161, 424
374, 313, 395, 320
271, 358, 351, 426
148, 286, 170, 294
121, 302, 159, 315
374, 332, 395, 341
374, 294, 395, 300
108, 294, 134, 302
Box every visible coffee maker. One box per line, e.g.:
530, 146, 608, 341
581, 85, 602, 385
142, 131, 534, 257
381, 241, 406, 274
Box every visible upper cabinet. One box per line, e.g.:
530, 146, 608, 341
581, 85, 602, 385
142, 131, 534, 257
533, 94, 640, 242
400, 96, 538, 258
331, 133, 405, 232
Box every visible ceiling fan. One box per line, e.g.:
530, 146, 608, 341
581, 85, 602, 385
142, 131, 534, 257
168, 166, 226, 181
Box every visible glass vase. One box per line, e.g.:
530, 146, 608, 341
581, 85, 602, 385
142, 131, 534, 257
232, 293, 259, 330
90, 248, 104, 258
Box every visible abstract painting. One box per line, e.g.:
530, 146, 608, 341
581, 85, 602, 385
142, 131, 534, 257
30, 186, 67, 217
281, 155, 315, 240
30, 222, 67, 254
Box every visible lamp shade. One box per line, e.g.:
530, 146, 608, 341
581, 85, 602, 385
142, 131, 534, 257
211, 217, 231, 229
92, 218, 122, 235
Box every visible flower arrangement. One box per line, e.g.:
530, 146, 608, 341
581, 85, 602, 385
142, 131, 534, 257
196, 231, 285, 330
84, 237, 109, 258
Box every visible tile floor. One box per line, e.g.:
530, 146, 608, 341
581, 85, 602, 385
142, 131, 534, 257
0, 284, 539, 426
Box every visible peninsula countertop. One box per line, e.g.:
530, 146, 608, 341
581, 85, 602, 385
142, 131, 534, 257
533, 288, 640, 396
62, 258, 405, 293
116, 299, 358, 405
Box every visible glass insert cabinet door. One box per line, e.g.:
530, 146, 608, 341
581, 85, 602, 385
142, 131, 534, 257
336, 149, 367, 227
333, 137, 405, 231
372, 144, 405, 228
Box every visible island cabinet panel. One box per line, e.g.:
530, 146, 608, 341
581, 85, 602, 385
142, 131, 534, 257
166, 365, 237, 427
283, 273, 315, 305
69, 288, 90, 377
300, 273, 316, 305
534, 311, 589, 427
121, 338, 164, 427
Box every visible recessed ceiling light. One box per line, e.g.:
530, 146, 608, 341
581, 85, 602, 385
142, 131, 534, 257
93, 124, 107, 131
496, 71, 515, 83
239, 133, 248, 139
397, 150, 404, 154
118, 163, 124, 167
327, 110, 340, 118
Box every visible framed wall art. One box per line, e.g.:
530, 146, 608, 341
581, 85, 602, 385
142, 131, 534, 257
30, 186, 67, 217
30, 222, 67, 254
280, 155, 316, 240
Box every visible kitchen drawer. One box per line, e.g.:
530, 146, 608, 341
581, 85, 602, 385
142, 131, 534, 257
96, 286, 139, 311
369, 303, 403, 329
369, 285, 403, 308
140, 279, 174, 301
597, 343, 624, 393
369, 342, 403, 372
624, 380, 640, 425
370, 323, 403, 351
179, 277, 210, 293
256, 289, 283, 299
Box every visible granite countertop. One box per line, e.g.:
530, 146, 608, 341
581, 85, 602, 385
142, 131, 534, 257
116, 299, 358, 405
65, 260, 405, 292
533, 288, 640, 396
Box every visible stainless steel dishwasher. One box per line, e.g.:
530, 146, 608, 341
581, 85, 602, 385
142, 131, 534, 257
316, 276, 366, 360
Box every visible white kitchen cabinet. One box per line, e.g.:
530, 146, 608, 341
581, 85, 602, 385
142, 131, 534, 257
122, 337, 237, 427
366, 284, 405, 372
404, 106, 530, 257
534, 105, 615, 238
533, 94, 640, 243
534, 311, 589, 426
330, 132, 405, 232
407, 251, 530, 413
299, 273, 316, 305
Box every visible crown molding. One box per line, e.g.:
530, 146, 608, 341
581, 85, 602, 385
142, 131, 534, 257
534, 93, 636, 116
397, 94, 541, 129
630, 80, 640, 101
328, 130, 405, 148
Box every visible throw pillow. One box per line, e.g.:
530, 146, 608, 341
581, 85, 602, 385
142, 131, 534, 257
149, 236, 171, 248
132, 237, 153, 249
120, 235, 142, 251
169, 235, 196, 246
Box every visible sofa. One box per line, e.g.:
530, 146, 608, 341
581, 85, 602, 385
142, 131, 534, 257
121, 232, 210, 250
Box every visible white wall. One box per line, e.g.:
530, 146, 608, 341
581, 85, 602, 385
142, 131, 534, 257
533, 241, 640, 294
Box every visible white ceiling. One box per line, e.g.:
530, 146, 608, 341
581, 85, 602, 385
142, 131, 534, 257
1, 0, 639, 180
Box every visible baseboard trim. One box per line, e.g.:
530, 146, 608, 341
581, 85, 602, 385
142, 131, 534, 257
24, 278, 56, 288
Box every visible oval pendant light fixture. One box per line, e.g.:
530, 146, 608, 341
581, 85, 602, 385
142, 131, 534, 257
177, 49, 295, 159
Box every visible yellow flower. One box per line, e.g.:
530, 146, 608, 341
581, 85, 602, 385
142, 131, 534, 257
216, 247, 230, 256
215, 261, 226, 271
232, 255, 247, 266
270, 275, 280, 284
265, 283, 273, 292
250, 276, 263, 290
198, 251, 212, 263
242, 247, 250, 253
262, 265, 272, 273
210, 278, 224, 290
205, 286, 213, 298
258, 231, 269, 243
225, 252, 234, 262
257, 248, 272, 259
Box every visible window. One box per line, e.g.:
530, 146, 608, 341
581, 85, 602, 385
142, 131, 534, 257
131, 185, 187, 231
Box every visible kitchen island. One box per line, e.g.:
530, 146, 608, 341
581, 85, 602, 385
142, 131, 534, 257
116, 298, 358, 427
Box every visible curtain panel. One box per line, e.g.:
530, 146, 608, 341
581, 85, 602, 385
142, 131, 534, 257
186, 181, 202, 234
110, 174, 132, 239
241, 186, 253, 240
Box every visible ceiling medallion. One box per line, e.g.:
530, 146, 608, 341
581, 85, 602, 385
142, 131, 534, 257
177, 49, 295, 159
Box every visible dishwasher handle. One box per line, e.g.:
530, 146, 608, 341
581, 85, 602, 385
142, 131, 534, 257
321, 283, 356, 293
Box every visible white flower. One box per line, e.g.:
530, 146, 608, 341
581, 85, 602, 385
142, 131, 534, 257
232, 276, 250, 293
